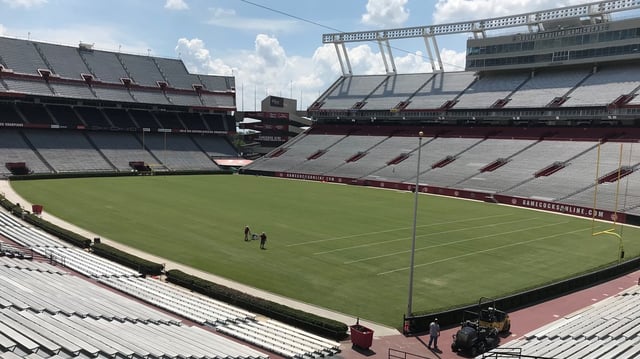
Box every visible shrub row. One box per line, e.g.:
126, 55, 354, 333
92, 242, 164, 276
0, 196, 23, 216
166, 269, 349, 341
22, 213, 93, 248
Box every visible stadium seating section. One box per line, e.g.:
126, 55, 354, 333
244, 126, 640, 217
311, 63, 640, 112
499, 286, 640, 358
0, 36, 240, 176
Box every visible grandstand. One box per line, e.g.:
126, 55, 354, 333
0, 36, 240, 176
2, 1, 640, 359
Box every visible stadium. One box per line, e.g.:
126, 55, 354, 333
1, 1, 640, 359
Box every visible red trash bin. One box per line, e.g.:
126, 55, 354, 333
350, 323, 374, 350
32, 204, 43, 215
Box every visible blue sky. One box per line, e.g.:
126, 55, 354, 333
0, 0, 592, 110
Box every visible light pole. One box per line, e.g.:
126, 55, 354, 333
407, 131, 423, 317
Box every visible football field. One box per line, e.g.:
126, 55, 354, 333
11, 175, 640, 328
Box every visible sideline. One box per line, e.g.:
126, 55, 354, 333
0, 179, 400, 338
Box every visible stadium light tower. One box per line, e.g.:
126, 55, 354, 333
407, 131, 423, 317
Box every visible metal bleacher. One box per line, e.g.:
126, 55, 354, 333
361, 73, 431, 110
0, 304, 267, 359
92, 86, 135, 103
293, 135, 387, 175
218, 319, 341, 359
502, 141, 629, 201
49, 82, 95, 99
23, 130, 113, 173
117, 53, 165, 86
246, 133, 346, 173
96, 275, 342, 358
454, 71, 529, 109
418, 138, 535, 187
494, 286, 640, 358
0, 256, 67, 274
130, 88, 170, 105
154, 57, 203, 90
0, 37, 47, 75
324, 136, 419, 178
505, 67, 591, 108
138, 133, 220, 171
80, 50, 129, 83
85, 132, 157, 171
560, 143, 640, 211
98, 276, 256, 325
46, 105, 84, 127
442, 139, 535, 192
201, 92, 236, 108
563, 63, 640, 107
2, 78, 53, 97
191, 135, 239, 157
35, 42, 90, 79
319, 75, 388, 110
369, 137, 480, 183
167, 92, 204, 106
0, 128, 51, 175
405, 71, 476, 110
197, 74, 233, 91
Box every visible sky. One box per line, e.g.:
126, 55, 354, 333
0, 0, 596, 111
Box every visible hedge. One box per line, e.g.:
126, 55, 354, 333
166, 269, 349, 341
92, 242, 164, 276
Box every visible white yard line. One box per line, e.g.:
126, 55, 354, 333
315, 217, 539, 256
288, 213, 515, 248
377, 227, 590, 275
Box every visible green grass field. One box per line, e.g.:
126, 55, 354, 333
11, 175, 640, 328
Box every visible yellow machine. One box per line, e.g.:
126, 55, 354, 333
477, 297, 511, 333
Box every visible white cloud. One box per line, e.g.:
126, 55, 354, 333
164, 0, 189, 10
177, 35, 336, 111
361, 0, 410, 27
433, 0, 593, 24
439, 48, 467, 71
1, 0, 46, 8
0, 24, 6, 35
206, 7, 298, 33
394, 51, 435, 73
175, 38, 233, 75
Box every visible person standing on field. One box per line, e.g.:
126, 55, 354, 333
428, 318, 440, 349
260, 232, 267, 249
244, 226, 251, 241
